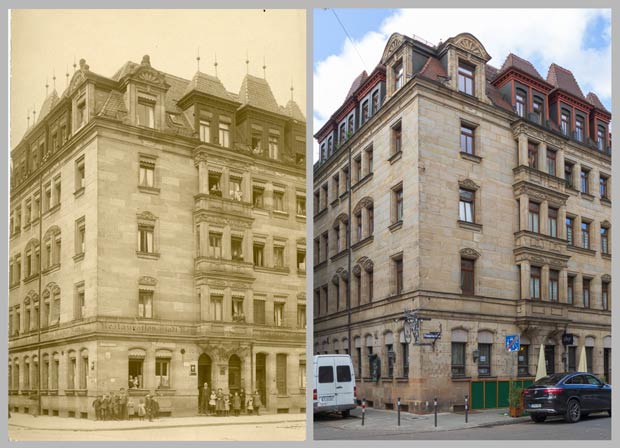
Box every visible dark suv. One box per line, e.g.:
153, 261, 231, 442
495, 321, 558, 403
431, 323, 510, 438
523, 372, 611, 423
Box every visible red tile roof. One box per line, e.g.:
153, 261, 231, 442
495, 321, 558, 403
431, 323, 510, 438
499, 53, 543, 80
418, 56, 446, 81
346, 71, 368, 99
586, 92, 610, 113
546, 63, 585, 99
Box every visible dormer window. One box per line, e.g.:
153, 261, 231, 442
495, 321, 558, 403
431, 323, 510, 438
199, 120, 210, 143
372, 90, 380, 114
77, 99, 87, 128
137, 99, 155, 128
575, 117, 584, 142
361, 100, 369, 125
458, 61, 475, 95
219, 122, 230, 148
597, 125, 606, 151
560, 110, 570, 135
515, 90, 525, 117
394, 60, 403, 91
268, 134, 279, 160
327, 136, 333, 156
532, 98, 543, 124
347, 115, 354, 135
339, 122, 346, 145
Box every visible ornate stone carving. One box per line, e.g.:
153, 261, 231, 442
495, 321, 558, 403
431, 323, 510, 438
459, 248, 480, 260
381, 33, 404, 63
296, 292, 306, 300
137, 211, 157, 221
457, 37, 483, 57
139, 276, 157, 286
352, 196, 373, 214
458, 179, 479, 191
601, 220, 611, 228
602, 274, 611, 283
333, 212, 349, 228
352, 264, 362, 276
331, 275, 340, 286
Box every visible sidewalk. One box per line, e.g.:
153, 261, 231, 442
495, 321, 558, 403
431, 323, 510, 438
8, 412, 306, 432
316, 407, 529, 435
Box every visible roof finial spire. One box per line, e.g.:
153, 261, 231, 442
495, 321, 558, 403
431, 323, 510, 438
214, 52, 218, 77
53, 69, 56, 90
66, 65, 69, 87
245, 50, 249, 75
73, 55, 77, 73
290, 78, 294, 101
27, 109, 30, 129
196, 47, 200, 71
33, 108, 36, 123
45, 77, 49, 96
263, 56, 266, 79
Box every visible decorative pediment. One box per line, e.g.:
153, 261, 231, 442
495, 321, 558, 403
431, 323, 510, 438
450, 33, 491, 61
381, 33, 405, 64
358, 256, 374, 272
459, 247, 481, 260
458, 178, 480, 191
296, 292, 306, 300
602, 274, 611, 283
139, 276, 158, 286
137, 211, 157, 221
353, 196, 374, 214
67, 70, 87, 95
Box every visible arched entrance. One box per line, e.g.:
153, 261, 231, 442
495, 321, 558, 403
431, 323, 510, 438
198, 354, 212, 413
228, 355, 241, 395
256, 353, 267, 407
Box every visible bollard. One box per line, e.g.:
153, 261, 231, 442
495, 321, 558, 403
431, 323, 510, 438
434, 397, 438, 428
397, 397, 401, 426
464, 394, 469, 423
361, 398, 366, 426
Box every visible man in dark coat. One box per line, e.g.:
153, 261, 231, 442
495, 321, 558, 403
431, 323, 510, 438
112, 392, 121, 420
239, 388, 246, 414
151, 395, 160, 420
92, 396, 102, 420
199, 382, 209, 415
101, 395, 109, 421
119, 388, 128, 420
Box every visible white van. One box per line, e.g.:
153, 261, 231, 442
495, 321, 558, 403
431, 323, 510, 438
313, 354, 357, 416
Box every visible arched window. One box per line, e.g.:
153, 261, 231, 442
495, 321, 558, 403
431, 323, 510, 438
42, 226, 61, 269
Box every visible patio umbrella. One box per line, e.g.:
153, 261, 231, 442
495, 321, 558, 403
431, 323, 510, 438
535, 344, 547, 381
577, 345, 588, 372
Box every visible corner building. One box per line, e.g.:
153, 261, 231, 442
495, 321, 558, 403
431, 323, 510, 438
9, 55, 307, 417
313, 33, 611, 411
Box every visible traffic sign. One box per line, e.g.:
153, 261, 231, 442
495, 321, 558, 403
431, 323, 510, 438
562, 333, 574, 346
423, 332, 441, 339
505, 335, 520, 352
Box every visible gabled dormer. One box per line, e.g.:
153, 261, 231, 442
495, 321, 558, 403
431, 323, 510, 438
115, 55, 170, 131
437, 33, 491, 103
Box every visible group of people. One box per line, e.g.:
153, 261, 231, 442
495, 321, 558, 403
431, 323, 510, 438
92, 388, 160, 422
199, 383, 263, 416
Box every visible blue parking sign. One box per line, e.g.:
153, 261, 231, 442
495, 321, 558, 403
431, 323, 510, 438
506, 335, 520, 352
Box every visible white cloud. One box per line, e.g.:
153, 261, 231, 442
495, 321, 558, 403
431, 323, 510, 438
313, 8, 611, 161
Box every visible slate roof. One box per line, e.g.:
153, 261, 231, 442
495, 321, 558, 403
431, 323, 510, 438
238, 74, 281, 115
346, 71, 368, 99
586, 92, 610, 113
182, 71, 236, 102
546, 63, 585, 99
37, 90, 60, 124
418, 56, 446, 81
98, 91, 128, 120
283, 99, 305, 121
499, 53, 544, 80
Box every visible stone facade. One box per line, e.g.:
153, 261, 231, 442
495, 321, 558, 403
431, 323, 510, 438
9, 55, 307, 418
313, 32, 611, 412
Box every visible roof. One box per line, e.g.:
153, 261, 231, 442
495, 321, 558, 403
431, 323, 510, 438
418, 56, 447, 81
98, 90, 128, 120
182, 71, 236, 102
499, 53, 543, 80
37, 90, 60, 124
238, 74, 281, 115
346, 71, 368, 99
283, 99, 305, 121
546, 63, 585, 99
586, 92, 610, 114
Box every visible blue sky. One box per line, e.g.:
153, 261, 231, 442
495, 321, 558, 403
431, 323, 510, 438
313, 9, 612, 159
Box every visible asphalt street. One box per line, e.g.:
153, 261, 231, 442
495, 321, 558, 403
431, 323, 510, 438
314, 412, 611, 440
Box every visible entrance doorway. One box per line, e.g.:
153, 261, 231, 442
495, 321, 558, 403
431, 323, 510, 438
229, 355, 241, 395
198, 354, 212, 411
256, 353, 267, 407
544, 345, 555, 375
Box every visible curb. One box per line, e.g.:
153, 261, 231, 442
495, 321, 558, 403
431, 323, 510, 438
9, 418, 306, 433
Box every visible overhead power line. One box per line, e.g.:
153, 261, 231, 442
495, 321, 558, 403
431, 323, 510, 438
330, 8, 368, 72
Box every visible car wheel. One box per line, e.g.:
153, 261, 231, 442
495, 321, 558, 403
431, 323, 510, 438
530, 414, 547, 423
565, 399, 581, 423
342, 409, 350, 418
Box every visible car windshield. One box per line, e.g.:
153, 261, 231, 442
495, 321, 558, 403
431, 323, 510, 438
533, 373, 566, 386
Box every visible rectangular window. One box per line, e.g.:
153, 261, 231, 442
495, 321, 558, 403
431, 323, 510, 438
548, 208, 558, 238
368, 205, 374, 236
347, 115, 354, 135
566, 217, 574, 245
561, 111, 569, 135
75, 156, 85, 191
515, 92, 525, 117
372, 90, 380, 114
155, 358, 170, 388
253, 299, 265, 324
353, 154, 362, 183
355, 211, 362, 241
387, 344, 394, 378
138, 226, 154, 253
296, 195, 306, 216
597, 127, 605, 151
394, 255, 403, 294
297, 249, 306, 272
451, 342, 466, 376
269, 135, 279, 159
252, 185, 265, 208
199, 120, 210, 143
321, 232, 329, 262
402, 342, 409, 377
458, 62, 474, 95
276, 354, 287, 395
229, 177, 242, 201
600, 176, 608, 199
601, 227, 609, 254
602, 282, 609, 311
586, 347, 593, 373
575, 117, 584, 142
528, 142, 538, 169
299, 361, 306, 389
568, 346, 576, 372
274, 246, 285, 269
75, 217, 86, 255
128, 358, 143, 389
139, 162, 155, 188
565, 162, 574, 188
532, 99, 543, 123
581, 221, 590, 249
459, 188, 474, 223
137, 101, 155, 128
546, 150, 556, 176
393, 184, 403, 223
361, 100, 369, 125
208, 232, 222, 259
583, 279, 590, 308
567, 276, 574, 305
68, 356, 77, 389
339, 122, 346, 145
274, 302, 284, 327
297, 305, 306, 329
273, 191, 285, 212
211, 295, 223, 321
253, 242, 265, 267
138, 290, 153, 318
549, 269, 559, 302
232, 297, 244, 321
580, 169, 589, 194
218, 122, 230, 148
528, 202, 540, 233
461, 258, 475, 295
394, 60, 403, 90
460, 124, 475, 154
478, 343, 491, 376
80, 355, 88, 389
365, 146, 374, 174
231, 236, 244, 261
77, 100, 86, 128
75, 283, 85, 319
530, 266, 541, 299
391, 121, 402, 155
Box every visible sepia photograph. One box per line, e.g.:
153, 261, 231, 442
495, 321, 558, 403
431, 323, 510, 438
8, 9, 307, 441
312, 8, 611, 440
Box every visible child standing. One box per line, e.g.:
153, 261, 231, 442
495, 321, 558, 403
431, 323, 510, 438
137, 398, 146, 421
209, 391, 216, 416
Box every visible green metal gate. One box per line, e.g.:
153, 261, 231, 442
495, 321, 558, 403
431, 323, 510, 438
470, 378, 533, 410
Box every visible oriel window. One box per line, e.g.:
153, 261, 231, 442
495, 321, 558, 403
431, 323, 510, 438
528, 202, 540, 233
549, 269, 559, 302
528, 142, 538, 169
199, 120, 210, 143
548, 207, 558, 238
218, 122, 230, 148
515, 91, 525, 117
546, 149, 556, 176
530, 266, 541, 299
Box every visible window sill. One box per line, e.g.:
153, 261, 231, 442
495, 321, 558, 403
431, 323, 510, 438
567, 245, 596, 257
297, 269, 306, 276
313, 260, 327, 271
73, 252, 85, 263
23, 223, 31, 231
138, 185, 161, 195
580, 192, 594, 201
389, 220, 403, 232
44, 203, 61, 218
451, 376, 470, 382
457, 220, 482, 232
352, 235, 374, 251
295, 214, 306, 222
459, 152, 482, 163
395, 377, 409, 383
313, 208, 328, 221
42, 263, 61, 276
352, 173, 373, 191
330, 249, 348, 262
339, 191, 349, 200
602, 253, 611, 260
601, 198, 611, 207
73, 187, 85, 198
136, 251, 161, 260
272, 210, 289, 218
330, 198, 340, 208
9, 282, 20, 290
253, 266, 290, 275
388, 151, 402, 165
23, 274, 38, 284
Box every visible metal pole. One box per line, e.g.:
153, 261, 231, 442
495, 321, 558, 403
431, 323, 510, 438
434, 397, 438, 427
464, 394, 469, 423
362, 398, 366, 426
397, 396, 401, 426
347, 140, 352, 356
